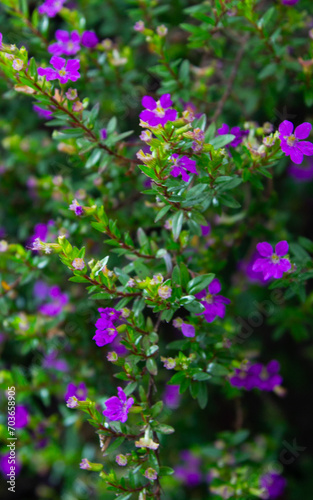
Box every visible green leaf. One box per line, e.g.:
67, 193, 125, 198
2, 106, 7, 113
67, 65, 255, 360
187, 273, 215, 294
197, 382, 208, 409
172, 210, 184, 241
209, 134, 235, 149
155, 205, 171, 222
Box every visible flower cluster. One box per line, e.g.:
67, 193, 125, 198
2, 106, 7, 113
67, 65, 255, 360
196, 278, 231, 323
252, 241, 291, 280
38, 0, 66, 17
38, 56, 80, 84
93, 307, 122, 347
140, 94, 177, 127
103, 387, 134, 423
230, 360, 282, 391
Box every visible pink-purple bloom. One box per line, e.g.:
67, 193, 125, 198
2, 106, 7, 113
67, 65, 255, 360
15, 405, 29, 428
103, 387, 134, 423
81, 31, 99, 48
181, 323, 195, 337
279, 121, 313, 164
0, 453, 22, 477
163, 385, 181, 408
175, 450, 202, 487
281, 0, 299, 5
38, 0, 66, 17
140, 94, 177, 127
36, 284, 68, 316
230, 360, 282, 391
252, 241, 291, 280
217, 123, 248, 147
93, 307, 122, 347
260, 472, 286, 498
38, 56, 80, 84
195, 278, 231, 323
64, 382, 87, 402
48, 30, 81, 56
69, 199, 84, 216
33, 105, 53, 120
288, 158, 313, 182
169, 154, 198, 182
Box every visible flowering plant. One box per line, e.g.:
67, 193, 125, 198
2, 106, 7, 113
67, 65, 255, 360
1, 0, 313, 498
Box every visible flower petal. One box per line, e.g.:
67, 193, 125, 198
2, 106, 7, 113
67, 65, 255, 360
142, 96, 156, 110
208, 278, 221, 294
278, 120, 293, 137
275, 240, 288, 256
55, 30, 70, 43
257, 242, 273, 257
66, 59, 80, 72
290, 147, 303, 164
159, 93, 173, 108
298, 141, 313, 156
295, 122, 312, 140
50, 56, 66, 70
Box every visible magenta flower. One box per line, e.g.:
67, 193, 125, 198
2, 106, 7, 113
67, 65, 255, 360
38, 0, 66, 17
181, 323, 195, 337
279, 121, 313, 164
39, 285, 68, 316
281, 0, 299, 5
252, 241, 291, 280
38, 56, 80, 84
195, 278, 230, 323
163, 384, 181, 408
64, 382, 87, 402
230, 360, 282, 391
288, 158, 313, 182
103, 387, 134, 423
175, 450, 202, 487
48, 30, 81, 56
93, 307, 122, 347
69, 199, 84, 216
0, 453, 22, 477
33, 105, 53, 120
260, 472, 286, 499
0, 33, 2, 47
217, 123, 248, 147
15, 406, 29, 428
140, 94, 177, 127
170, 154, 198, 182
81, 31, 99, 48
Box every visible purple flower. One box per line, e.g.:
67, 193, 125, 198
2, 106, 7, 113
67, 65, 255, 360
38, 0, 66, 17
175, 450, 202, 487
100, 128, 107, 140
81, 31, 99, 48
181, 323, 195, 337
103, 387, 134, 423
217, 123, 248, 148
42, 350, 69, 371
116, 454, 128, 466
201, 223, 211, 237
48, 30, 81, 56
288, 158, 313, 182
93, 307, 122, 347
252, 241, 291, 280
260, 472, 286, 499
64, 382, 87, 401
80, 458, 91, 470
158, 285, 172, 299
0, 33, 2, 47
279, 121, 313, 164
170, 154, 198, 182
30, 221, 53, 244
163, 385, 181, 408
144, 467, 158, 480
37, 284, 68, 316
230, 360, 283, 391
281, 0, 299, 5
240, 251, 268, 284
33, 105, 53, 120
0, 453, 22, 477
15, 406, 29, 428
72, 258, 85, 270
195, 278, 231, 323
134, 21, 145, 32
140, 94, 177, 127
38, 56, 80, 84
69, 199, 84, 216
